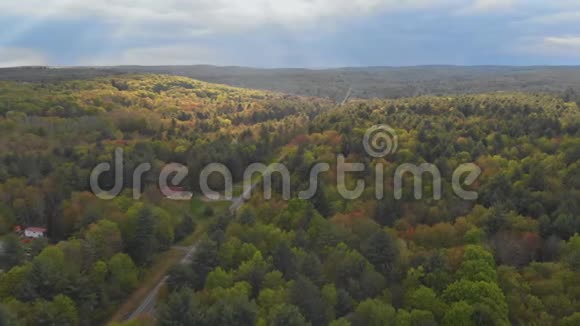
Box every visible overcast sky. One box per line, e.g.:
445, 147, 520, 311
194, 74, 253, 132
0, 0, 579, 67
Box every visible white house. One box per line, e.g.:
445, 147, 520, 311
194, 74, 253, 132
24, 227, 47, 239
161, 186, 193, 201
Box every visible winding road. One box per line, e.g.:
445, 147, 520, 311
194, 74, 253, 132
126, 176, 261, 320
126, 153, 289, 320
126, 244, 198, 320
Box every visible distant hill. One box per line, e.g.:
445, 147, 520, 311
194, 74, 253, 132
2, 65, 580, 100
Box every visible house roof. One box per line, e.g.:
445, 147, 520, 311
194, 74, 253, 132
25, 227, 47, 233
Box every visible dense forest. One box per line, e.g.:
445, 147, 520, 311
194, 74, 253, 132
2, 66, 580, 101
0, 75, 330, 325
0, 74, 579, 325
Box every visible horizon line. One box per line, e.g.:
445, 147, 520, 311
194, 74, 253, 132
2, 64, 580, 71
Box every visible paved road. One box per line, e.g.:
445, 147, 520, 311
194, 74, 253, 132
203, 171, 275, 214
228, 181, 258, 214
127, 243, 198, 320
126, 186, 250, 320
228, 154, 289, 214
127, 157, 287, 320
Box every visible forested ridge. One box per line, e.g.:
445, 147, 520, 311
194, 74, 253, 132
3, 66, 580, 101
0, 75, 579, 326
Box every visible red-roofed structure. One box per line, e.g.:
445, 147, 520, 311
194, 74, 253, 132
24, 227, 47, 239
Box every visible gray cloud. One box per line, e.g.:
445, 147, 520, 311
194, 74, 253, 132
512, 35, 580, 58
544, 36, 580, 53
524, 11, 580, 25
79, 42, 351, 68
80, 45, 229, 66
0, 0, 472, 35
0, 47, 48, 67
460, 0, 518, 13
2, 1, 579, 66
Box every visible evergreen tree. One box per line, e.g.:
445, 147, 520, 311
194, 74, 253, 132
158, 289, 203, 326
129, 207, 156, 265
273, 242, 297, 280
0, 234, 24, 270
290, 277, 330, 326
361, 230, 399, 277
190, 237, 219, 290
